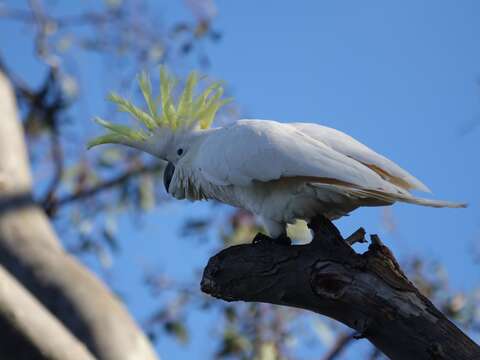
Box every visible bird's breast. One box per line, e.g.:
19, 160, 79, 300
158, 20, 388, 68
170, 171, 362, 223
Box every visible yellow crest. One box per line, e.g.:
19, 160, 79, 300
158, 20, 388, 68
88, 67, 231, 149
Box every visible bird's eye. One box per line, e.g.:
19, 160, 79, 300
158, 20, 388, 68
177, 148, 184, 156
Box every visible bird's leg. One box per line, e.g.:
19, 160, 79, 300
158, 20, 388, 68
256, 218, 291, 245
252, 233, 292, 246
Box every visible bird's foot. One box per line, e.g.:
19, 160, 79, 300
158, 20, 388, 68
252, 233, 292, 246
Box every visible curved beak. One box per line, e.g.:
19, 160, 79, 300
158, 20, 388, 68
163, 162, 175, 193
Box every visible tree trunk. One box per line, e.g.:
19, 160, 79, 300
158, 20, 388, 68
0, 71, 158, 360
201, 216, 480, 360
0, 264, 96, 360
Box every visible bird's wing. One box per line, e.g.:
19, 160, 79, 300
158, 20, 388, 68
290, 122, 431, 192
191, 119, 405, 194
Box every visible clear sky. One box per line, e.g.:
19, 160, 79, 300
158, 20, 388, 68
2, 1, 480, 359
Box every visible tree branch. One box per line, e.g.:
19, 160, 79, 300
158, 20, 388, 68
320, 332, 356, 360
0, 264, 96, 360
201, 216, 480, 360
42, 123, 65, 215
47, 162, 164, 211
0, 70, 158, 360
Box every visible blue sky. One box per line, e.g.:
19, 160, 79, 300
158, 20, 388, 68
2, 1, 480, 358
206, 0, 480, 279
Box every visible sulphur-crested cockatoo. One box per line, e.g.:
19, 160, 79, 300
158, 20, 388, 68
88, 69, 466, 242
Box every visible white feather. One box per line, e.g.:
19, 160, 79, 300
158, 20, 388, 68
289, 122, 431, 192
164, 119, 466, 237
192, 120, 405, 193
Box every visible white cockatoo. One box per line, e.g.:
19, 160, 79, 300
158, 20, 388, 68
89, 69, 466, 242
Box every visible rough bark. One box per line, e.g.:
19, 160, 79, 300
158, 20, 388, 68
201, 216, 480, 360
0, 71, 158, 359
0, 264, 96, 360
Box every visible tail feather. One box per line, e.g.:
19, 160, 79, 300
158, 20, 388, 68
341, 186, 467, 209
393, 195, 466, 208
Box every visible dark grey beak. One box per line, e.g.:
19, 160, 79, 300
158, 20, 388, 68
163, 162, 175, 193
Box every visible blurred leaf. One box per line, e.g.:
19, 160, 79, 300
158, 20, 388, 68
60, 73, 78, 100
102, 216, 119, 252
209, 30, 222, 41
451, 294, 467, 313
194, 21, 210, 38
312, 319, 335, 347
105, 0, 122, 7
224, 306, 237, 323
139, 174, 155, 210
97, 147, 123, 168
148, 43, 165, 62
181, 218, 211, 237
172, 23, 191, 35
217, 329, 251, 358
24, 116, 47, 137
185, 0, 218, 22
78, 219, 94, 236
56, 35, 74, 53
181, 42, 193, 55
97, 245, 113, 269
256, 342, 277, 360
44, 20, 57, 36
164, 321, 189, 344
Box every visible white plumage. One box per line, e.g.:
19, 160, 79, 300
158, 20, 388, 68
88, 70, 466, 240
158, 119, 465, 238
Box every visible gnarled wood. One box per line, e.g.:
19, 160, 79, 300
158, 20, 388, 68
201, 216, 480, 360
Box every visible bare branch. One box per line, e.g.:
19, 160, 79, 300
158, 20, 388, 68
201, 216, 480, 360
320, 332, 356, 360
345, 227, 366, 246
46, 162, 164, 212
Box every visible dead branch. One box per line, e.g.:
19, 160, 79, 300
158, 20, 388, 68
201, 216, 480, 360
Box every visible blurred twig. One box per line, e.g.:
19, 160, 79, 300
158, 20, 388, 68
320, 332, 356, 360
42, 123, 65, 215
44, 162, 164, 214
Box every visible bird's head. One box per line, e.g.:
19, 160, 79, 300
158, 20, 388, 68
87, 67, 231, 163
